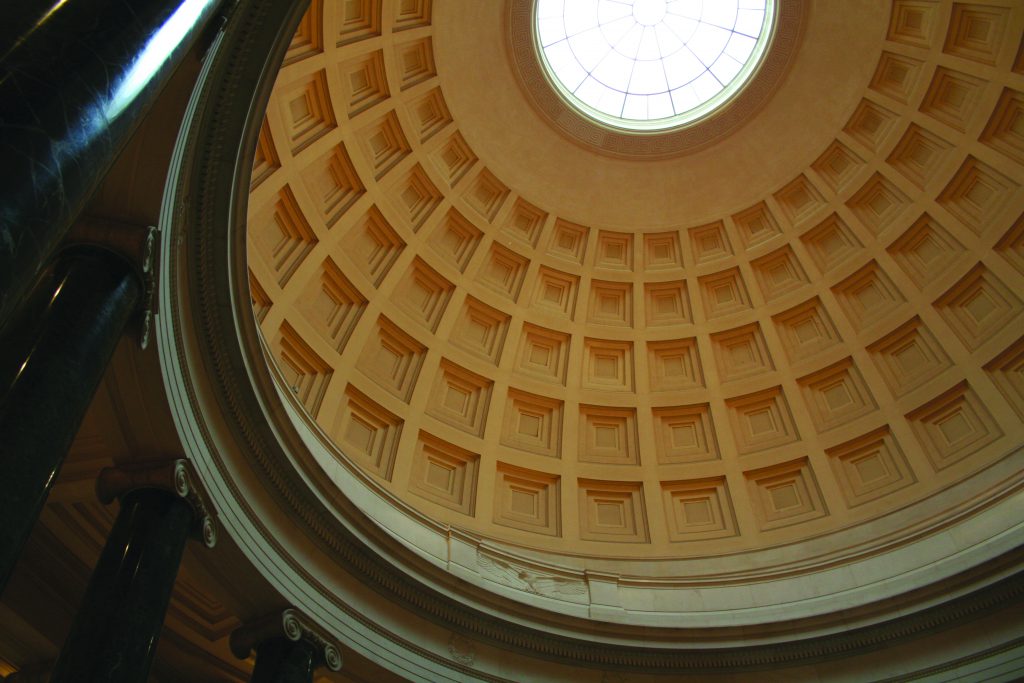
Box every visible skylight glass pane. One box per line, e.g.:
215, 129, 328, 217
614, 23, 644, 58
653, 23, 685, 55
735, 9, 765, 37
545, 41, 588, 91
592, 50, 636, 92
648, 91, 675, 119
536, 0, 773, 129
724, 33, 756, 63
661, 14, 698, 40
601, 16, 636, 45
536, 0, 564, 20
709, 53, 742, 84
667, 0, 702, 21
563, 1, 599, 36
670, 84, 700, 112
577, 76, 626, 116
598, 2, 632, 24
630, 60, 669, 95
538, 16, 567, 46
635, 27, 662, 60
569, 27, 612, 71
692, 70, 723, 99
688, 24, 730, 65
622, 93, 648, 119
664, 49, 703, 86
702, 2, 739, 31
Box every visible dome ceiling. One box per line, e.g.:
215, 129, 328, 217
244, 0, 1024, 612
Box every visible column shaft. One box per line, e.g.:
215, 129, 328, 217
251, 638, 318, 683
0, 249, 141, 593
50, 488, 195, 683
0, 0, 221, 326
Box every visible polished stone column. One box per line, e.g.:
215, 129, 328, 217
0, 246, 142, 594
49, 460, 216, 683
231, 609, 343, 683
251, 638, 318, 683
0, 0, 223, 327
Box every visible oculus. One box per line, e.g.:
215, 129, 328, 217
535, 0, 776, 131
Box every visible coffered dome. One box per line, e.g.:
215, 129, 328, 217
245, 0, 1015, 565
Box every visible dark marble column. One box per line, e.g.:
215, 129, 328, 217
251, 638, 319, 683
0, 247, 142, 593
50, 460, 216, 683
0, 0, 223, 327
231, 609, 344, 683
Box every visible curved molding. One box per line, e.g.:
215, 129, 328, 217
157, 0, 1024, 679
506, 0, 808, 159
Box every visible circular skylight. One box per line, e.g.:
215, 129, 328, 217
535, 0, 775, 131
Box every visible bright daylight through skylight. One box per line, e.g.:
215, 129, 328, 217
536, 0, 774, 130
